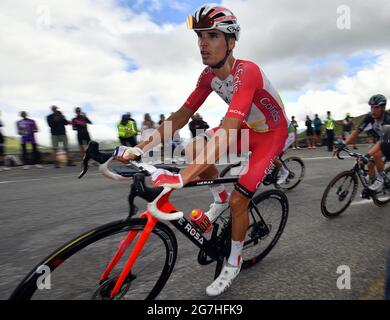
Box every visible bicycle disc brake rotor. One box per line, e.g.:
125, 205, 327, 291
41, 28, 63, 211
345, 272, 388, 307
92, 273, 136, 300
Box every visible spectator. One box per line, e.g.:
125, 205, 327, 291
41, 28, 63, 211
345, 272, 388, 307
305, 115, 315, 149
158, 114, 166, 160
189, 113, 210, 137
127, 112, 139, 145
342, 113, 357, 149
16, 111, 43, 169
141, 113, 157, 158
171, 128, 183, 159
324, 111, 336, 152
158, 114, 165, 125
313, 114, 322, 147
72, 107, 92, 159
0, 112, 11, 172
47, 105, 75, 168
117, 113, 138, 147
290, 116, 299, 149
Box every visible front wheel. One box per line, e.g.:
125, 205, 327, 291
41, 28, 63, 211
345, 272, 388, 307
321, 170, 358, 218
242, 189, 289, 269
10, 218, 177, 300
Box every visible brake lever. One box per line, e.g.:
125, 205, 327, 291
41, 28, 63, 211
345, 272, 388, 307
336, 149, 345, 160
78, 141, 111, 179
78, 153, 90, 179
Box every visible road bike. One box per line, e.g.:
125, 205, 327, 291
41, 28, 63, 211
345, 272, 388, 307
10, 141, 289, 300
321, 146, 390, 218
220, 154, 305, 191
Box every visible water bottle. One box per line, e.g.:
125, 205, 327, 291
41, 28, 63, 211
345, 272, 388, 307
189, 208, 213, 234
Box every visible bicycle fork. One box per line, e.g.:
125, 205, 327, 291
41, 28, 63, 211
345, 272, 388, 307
100, 197, 179, 298
98, 212, 158, 298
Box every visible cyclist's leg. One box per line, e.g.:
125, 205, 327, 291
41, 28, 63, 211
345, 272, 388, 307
185, 133, 219, 179
233, 128, 287, 243
206, 128, 286, 296
274, 132, 294, 183
367, 159, 376, 182
229, 189, 251, 256
368, 138, 389, 191
186, 128, 230, 221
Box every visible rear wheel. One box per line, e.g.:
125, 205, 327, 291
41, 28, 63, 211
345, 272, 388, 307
242, 189, 289, 268
9, 219, 177, 300
321, 170, 358, 218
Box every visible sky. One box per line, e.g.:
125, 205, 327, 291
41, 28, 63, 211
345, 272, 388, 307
1, 0, 390, 146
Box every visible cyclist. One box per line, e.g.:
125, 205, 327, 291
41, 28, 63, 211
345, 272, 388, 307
114, 4, 288, 296
337, 94, 390, 191
274, 120, 296, 185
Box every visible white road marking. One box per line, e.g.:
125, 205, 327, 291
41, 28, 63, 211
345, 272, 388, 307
0, 173, 101, 184
351, 199, 374, 206
0, 178, 42, 184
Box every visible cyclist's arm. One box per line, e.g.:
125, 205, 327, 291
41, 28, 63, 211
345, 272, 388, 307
345, 114, 371, 144
368, 141, 382, 156
181, 116, 243, 183
344, 129, 360, 145
137, 70, 212, 153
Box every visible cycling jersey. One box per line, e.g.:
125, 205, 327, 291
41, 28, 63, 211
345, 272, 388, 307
184, 59, 288, 133
203, 125, 287, 197
357, 112, 390, 139
184, 59, 288, 197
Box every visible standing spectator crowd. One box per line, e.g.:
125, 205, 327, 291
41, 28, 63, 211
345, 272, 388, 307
0, 106, 211, 170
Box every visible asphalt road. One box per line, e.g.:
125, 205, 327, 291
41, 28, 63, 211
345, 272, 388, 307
1, 145, 390, 300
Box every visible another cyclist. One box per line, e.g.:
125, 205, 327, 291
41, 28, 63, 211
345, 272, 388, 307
114, 4, 288, 296
337, 94, 390, 191
275, 120, 296, 185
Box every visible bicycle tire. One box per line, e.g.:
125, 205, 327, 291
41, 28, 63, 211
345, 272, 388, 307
274, 156, 305, 191
9, 218, 177, 300
321, 170, 358, 218
242, 189, 289, 269
372, 166, 390, 207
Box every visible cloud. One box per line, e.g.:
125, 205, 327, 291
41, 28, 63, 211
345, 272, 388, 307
1, 0, 390, 147
285, 51, 390, 125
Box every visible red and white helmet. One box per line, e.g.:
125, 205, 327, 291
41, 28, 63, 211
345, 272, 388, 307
187, 4, 240, 41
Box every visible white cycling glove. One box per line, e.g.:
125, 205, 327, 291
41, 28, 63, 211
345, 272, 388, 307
113, 145, 144, 162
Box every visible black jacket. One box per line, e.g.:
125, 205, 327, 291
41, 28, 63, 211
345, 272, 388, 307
189, 119, 210, 137
47, 113, 69, 135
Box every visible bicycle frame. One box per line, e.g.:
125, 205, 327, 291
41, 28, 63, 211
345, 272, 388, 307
352, 160, 370, 189
335, 147, 390, 199
99, 175, 241, 298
